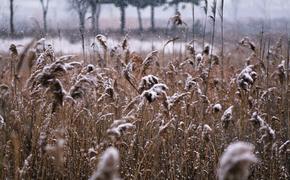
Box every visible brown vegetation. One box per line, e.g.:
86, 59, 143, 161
0, 33, 289, 180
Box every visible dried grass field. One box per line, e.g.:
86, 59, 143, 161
0, 32, 289, 180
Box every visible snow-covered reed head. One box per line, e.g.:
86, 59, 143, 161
142, 83, 168, 103
249, 112, 276, 146
169, 11, 185, 26
195, 53, 203, 63
9, 44, 18, 55
89, 147, 120, 180
95, 34, 108, 50
237, 65, 257, 91
213, 103, 222, 113
271, 60, 286, 85
203, 44, 210, 56
239, 37, 256, 52
140, 50, 159, 75
201, 124, 212, 142
221, 105, 234, 129
48, 79, 66, 113
85, 64, 96, 73
28, 59, 75, 90
142, 50, 159, 66
165, 92, 189, 110
138, 75, 159, 93
185, 42, 195, 56
184, 75, 202, 95
107, 121, 135, 139
218, 141, 258, 180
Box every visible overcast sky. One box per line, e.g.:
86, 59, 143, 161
0, 0, 290, 31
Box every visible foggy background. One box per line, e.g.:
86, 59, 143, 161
1, 0, 290, 54
0, 0, 289, 32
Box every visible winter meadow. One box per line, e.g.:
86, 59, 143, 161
0, 0, 289, 179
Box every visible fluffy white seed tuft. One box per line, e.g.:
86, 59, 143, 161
89, 147, 120, 180
218, 141, 258, 180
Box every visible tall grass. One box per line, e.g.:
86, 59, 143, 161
0, 27, 289, 180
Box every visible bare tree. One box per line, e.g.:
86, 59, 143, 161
9, 0, 15, 36
202, 0, 208, 48
89, 0, 101, 35
114, 0, 128, 34
220, 0, 224, 81
150, 3, 155, 31
68, 0, 89, 59
89, 0, 97, 34
39, 0, 50, 35
129, 0, 147, 32
190, 0, 201, 40
147, 0, 166, 32
69, 0, 89, 31
204, 0, 217, 96
95, 3, 101, 33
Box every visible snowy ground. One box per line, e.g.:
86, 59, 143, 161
0, 37, 205, 55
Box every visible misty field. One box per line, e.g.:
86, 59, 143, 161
0, 0, 290, 180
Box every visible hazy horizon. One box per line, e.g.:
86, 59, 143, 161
0, 0, 290, 32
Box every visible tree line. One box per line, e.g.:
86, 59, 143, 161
8, 0, 203, 36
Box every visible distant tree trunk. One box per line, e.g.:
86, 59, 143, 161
9, 0, 15, 36
43, 10, 48, 34
202, 12, 207, 48
192, 2, 195, 40
79, 13, 86, 60
96, 3, 101, 33
220, 0, 224, 81
137, 7, 143, 32
150, 4, 155, 32
91, 2, 96, 35
40, 0, 50, 35
79, 13, 86, 33
70, 0, 88, 61
120, 5, 126, 34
